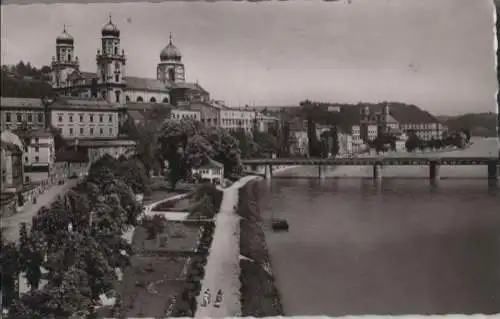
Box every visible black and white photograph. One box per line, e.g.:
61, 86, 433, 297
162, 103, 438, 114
0, 0, 499, 318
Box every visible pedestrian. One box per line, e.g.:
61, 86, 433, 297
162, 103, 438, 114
214, 289, 223, 308
201, 288, 211, 307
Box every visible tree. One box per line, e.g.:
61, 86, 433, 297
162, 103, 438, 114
252, 131, 279, 157
405, 131, 421, 152
1, 242, 20, 309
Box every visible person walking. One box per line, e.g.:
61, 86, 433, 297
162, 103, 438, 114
214, 289, 223, 308
201, 288, 211, 307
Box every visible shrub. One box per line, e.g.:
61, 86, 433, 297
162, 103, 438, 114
240, 259, 283, 317
141, 215, 166, 239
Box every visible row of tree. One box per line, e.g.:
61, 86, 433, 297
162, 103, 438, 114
1, 154, 149, 318
1, 62, 54, 99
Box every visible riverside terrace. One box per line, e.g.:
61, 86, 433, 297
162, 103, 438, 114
241, 156, 500, 182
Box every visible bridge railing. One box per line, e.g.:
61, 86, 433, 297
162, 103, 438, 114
241, 156, 500, 166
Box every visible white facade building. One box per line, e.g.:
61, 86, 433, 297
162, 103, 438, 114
22, 130, 55, 183
192, 159, 224, 184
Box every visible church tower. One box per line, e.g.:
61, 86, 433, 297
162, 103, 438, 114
51, 25, 79, 91
96, 15, 126, 104
157, 33, 185, 84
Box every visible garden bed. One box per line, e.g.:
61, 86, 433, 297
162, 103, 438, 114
132, 221, 202, 253
116, 255, 188, 318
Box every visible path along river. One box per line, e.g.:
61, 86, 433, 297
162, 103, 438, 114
258, 138, 500, 316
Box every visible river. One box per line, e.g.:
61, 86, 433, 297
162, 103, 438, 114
258, 138, 500, 316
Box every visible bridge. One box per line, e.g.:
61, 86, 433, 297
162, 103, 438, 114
241, 156, 500, 182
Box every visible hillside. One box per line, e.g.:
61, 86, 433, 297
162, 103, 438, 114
287, 101, 441, 133
1, 62, 54, 98
440, 112, 498, 137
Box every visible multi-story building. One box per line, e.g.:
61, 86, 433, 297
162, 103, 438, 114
1, 96, 135, 164
49, 98, 120, 139
22, 129, 55, 183
1, 131, 24, 193
125, 102, 201, 125
351, 104, 445, 144
0, 98, 47, 131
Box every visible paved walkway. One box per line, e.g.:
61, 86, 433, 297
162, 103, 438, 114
1, 179, 79, 244
195, 176, 257, 318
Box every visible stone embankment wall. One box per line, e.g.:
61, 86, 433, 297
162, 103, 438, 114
236, 180, 284, 316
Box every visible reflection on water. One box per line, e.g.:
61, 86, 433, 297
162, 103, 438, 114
259, 177, 500, 316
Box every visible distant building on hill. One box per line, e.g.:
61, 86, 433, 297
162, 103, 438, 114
350, 103, 446, 143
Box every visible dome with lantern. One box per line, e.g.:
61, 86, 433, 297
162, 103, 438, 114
56, 26, 74, 45
102, 15, 120, 37
160, 33, 182, 61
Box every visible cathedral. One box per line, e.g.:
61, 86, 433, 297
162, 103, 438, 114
50, 16, 209, 106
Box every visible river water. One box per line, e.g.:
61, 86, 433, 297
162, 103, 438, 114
259, 138, 500, 316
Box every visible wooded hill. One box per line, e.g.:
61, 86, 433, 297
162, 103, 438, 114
1, 62, 54, 98
437, 112, 498, 137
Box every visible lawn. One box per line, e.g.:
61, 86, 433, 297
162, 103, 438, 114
132, 221, 202, 253
117, 255, 188, 318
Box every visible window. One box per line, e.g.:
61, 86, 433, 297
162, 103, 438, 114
109, 127, 113, 135
115, 62, 120, 69
99, 115, 103, 123
79, 115, 84, 122
23, 146, 28, 152
35, 145, 39, 152
68, 54, 71, 61
5, 113, 11, 122
69, 115, 73, 122
28, 114, 33, 122
115, 75, 119, 82
24, 156, 28, 162
90, 128, 94, 135
80, 127, 84, 135
126, 96, 130, 102
69, 128, 73, 136
114, 47, 118, 55
35, 137, 39, 143
162, 97, 169, 103
150, 97, 157, 103
137, 96, 144, 102
108, 115, 112, 122
58, 115, 63, 122
99, 128, 104, 135
35, 156, 39, 162
115, 91, 120, 103
90, 115, 94, 122
17, 113, 22, 122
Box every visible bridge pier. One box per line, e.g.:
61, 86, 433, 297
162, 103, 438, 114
487, 160, 498, 181
318, 165, 325, 179
429, 161, 440, 182
264, 165, 273, 180
372, 163, 382, 180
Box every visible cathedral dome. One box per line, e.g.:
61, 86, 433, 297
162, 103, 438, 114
56, 26, 74, 44
102, 15, 120, 37
160, 33, 182, 61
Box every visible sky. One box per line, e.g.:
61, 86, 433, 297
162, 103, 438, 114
0, 0, 498, 115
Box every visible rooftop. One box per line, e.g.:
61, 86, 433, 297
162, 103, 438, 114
55, 150, 88, 163
198, 158, 224, 169
0, 97, 43, 109
0, 130, 24, 149
126, 76, 174, 92
66, 138, 136, 147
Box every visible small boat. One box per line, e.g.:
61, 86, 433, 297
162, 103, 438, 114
271, 218, 289, 231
